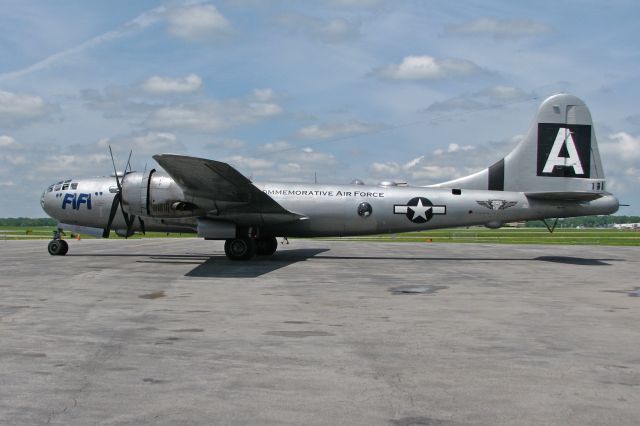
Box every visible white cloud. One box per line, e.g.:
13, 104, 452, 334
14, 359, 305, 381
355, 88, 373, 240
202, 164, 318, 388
373, 55, 483, 80
600, 132, 640, 162
295, 121, 380, 140
425, 86, 535, 113
446, 18, 551, 40
0, 90, 57, 126
0, 135, 15, 147
260, 140, 292, 152
167, 4, 232, 41
252, 88, 277, 102
433, 143, 475, 155
278, 13, 359, 43
142, 73, 202, 94
146, 90, 283, 133
224, 155, 274, 170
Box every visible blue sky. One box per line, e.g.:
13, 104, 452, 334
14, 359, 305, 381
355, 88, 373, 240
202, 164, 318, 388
1, 0, 639, 216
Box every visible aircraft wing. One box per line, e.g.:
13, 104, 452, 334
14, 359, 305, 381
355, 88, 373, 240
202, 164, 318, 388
153, 154, 299, 217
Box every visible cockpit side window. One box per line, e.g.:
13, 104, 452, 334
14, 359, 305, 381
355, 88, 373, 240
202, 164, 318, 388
62, 183, 69, 190
47, 185, 53, 192
71, 183, 78, 190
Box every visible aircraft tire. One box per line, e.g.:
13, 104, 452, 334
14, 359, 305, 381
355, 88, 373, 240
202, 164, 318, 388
256, 237, 278, 256
224, 237, 256, 260
48, 239, 68, 256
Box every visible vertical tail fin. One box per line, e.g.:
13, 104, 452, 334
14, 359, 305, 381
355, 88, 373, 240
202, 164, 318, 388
429, 93, 607, 196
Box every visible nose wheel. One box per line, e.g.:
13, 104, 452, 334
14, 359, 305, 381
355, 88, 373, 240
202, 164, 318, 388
48, 229, 68, 256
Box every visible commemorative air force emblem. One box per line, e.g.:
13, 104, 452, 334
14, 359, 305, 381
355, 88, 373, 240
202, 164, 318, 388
476, 200, 517, 210
394, 197, 446, 223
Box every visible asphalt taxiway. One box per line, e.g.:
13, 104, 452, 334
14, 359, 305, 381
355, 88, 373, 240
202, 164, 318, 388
1, 239, 639, 425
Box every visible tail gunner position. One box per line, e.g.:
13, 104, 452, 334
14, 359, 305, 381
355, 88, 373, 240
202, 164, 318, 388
42, 94, 619, 260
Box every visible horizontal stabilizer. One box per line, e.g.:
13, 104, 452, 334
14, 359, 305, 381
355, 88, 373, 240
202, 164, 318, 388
525, 192, 604, 201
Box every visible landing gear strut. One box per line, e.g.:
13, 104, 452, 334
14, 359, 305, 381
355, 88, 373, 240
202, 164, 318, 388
48, 229, 68, 256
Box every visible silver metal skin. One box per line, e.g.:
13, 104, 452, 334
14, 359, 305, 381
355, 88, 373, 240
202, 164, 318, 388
41, 94, 619, 258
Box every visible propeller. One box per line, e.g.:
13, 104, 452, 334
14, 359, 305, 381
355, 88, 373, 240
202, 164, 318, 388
102, 146, 136, 238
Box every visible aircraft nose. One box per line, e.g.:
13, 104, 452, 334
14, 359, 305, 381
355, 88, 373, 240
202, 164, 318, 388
41, 183, 57, 217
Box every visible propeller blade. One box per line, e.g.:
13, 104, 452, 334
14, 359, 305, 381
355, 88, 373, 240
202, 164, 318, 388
125, 214, 136, 238
124, 150, 133, 175
138, 217, 146, 235
103, 192, 121, 238
108, 145, 121, 191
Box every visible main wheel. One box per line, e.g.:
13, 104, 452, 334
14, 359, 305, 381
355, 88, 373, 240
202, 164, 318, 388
256, 237, 278, 256
224, 237, 257, 260
48, 239, 68, 256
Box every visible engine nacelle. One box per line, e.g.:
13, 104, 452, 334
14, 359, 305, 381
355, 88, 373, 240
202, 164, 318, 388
122, 170, 204, 218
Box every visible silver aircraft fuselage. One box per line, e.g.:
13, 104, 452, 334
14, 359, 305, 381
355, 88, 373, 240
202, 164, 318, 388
42, 174, 619, 237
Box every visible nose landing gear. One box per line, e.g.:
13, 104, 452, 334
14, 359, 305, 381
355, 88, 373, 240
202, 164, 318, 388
48, 229, 68, 256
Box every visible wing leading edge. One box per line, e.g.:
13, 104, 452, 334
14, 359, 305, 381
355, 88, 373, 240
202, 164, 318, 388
153, 154, 302, 220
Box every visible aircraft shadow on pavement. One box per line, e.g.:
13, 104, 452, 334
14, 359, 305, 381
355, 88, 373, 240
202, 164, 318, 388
184, 248, 330, 278
312, 255, 617, 266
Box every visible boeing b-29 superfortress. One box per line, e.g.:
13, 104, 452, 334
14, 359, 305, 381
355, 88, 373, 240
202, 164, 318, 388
42, 94, 619, 260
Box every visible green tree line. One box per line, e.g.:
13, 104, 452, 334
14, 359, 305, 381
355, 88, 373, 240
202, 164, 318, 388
0, 218, 58, 227
526, 215, 640, 228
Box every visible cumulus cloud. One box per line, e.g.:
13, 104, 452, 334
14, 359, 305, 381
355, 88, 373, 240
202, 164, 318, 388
446, 17, 551, 40
167, 4, 232, 40
142, 73, 202, 94
424, 86, 536, 113
369, 137, 518, 185
600, 132, 640, 162
0, 135, 15, 147
373, 55, 483, 80
433, 143, 475, 156
278, 13, 360, 43
81, 86, 156, 119
99, 131, 183, 156
0, 90, 57, 127
597, 132, 640, 193
146, 96, 282, 133
295, 121, 381, 140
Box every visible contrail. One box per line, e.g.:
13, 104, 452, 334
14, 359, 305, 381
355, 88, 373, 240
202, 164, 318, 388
0, 5, 167, 82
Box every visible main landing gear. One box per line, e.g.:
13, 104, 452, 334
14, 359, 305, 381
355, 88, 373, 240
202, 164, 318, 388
223, 236, 278, 261
48, 229, 68, 256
